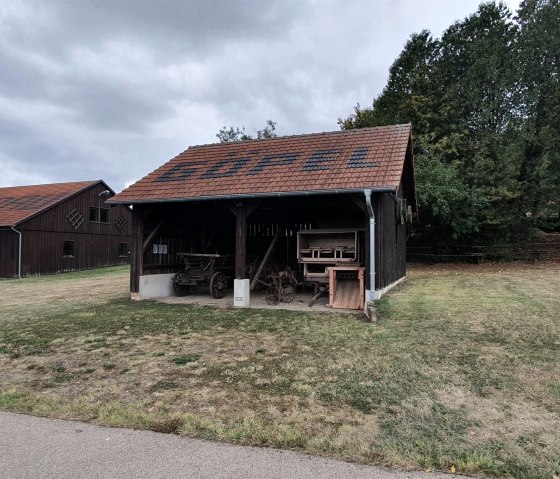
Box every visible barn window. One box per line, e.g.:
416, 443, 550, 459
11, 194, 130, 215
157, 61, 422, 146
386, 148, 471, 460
89, 207, 109, 223
63, 240, 75, 258
118, 242, 128, 257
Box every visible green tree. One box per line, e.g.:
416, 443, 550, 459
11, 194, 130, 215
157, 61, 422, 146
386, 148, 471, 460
339, 30, 437, 135
516, 0, 560, 230
433, 2, 520, 238
217, 120, 277, 143
341, 2, 526, 248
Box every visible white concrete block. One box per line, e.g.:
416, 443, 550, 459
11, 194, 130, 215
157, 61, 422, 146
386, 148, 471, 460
234, 279, 250, 307
138, 273, 175, 299
365, 289, 380, 302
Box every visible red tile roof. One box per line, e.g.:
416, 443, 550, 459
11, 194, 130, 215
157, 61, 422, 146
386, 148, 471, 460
0, 181, 99, 227
110, 124, 412, 204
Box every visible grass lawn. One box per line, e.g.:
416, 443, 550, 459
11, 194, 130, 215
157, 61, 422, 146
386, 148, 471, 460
0, 263, 559, 478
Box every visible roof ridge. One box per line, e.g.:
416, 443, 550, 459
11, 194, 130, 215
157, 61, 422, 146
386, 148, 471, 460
187, 123, 412, 150
0, 179, 100, 192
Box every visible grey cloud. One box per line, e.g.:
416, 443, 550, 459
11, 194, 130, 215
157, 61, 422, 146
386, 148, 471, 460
10, 1, 298, 61
60, 76, 173, 132
0, 0, 520, 191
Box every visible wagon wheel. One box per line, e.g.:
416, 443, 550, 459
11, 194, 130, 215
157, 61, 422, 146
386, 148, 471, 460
173, 271, 189, 297
210, 272, 227, 299
281, 285, 295, 303
265, 286, 280, 305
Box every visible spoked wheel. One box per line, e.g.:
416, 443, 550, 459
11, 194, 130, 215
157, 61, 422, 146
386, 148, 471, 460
266, 286, 280, 305
210, 272, 228, 299
281, 285, 295, 303
173, 271, 190, 297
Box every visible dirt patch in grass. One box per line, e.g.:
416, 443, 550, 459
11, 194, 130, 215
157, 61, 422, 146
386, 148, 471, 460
1, 263, 559, 478
0, 266, 129, 322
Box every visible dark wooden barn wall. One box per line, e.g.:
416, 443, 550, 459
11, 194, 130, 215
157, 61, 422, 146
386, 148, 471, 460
373, 190, 406, 290
10, 183, 132, 277
0, 229, 18, 278
19, 230, 130, 276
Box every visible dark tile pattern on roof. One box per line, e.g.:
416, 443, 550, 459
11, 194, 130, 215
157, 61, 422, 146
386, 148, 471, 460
110, 124, 412, 204
0, 181, 97, 227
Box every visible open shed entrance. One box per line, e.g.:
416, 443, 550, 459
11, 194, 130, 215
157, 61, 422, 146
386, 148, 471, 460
135, 193, 370, 310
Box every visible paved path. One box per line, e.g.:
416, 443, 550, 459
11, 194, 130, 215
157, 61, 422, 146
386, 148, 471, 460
0, 412, 460, 479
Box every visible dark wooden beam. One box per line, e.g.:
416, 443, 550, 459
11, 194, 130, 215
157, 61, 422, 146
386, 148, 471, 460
142, 217, 165, 253
233, 204, 247, 279
130, 205, 144, 295
141, 205, 156, 221
229, 200, 260, 219
250, 228, 280, 291
352, 196, 367, 213
245, 200, 261, 218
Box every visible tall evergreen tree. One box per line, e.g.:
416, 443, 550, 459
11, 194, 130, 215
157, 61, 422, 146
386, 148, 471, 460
433, 2, 520, 238
516, 0, 560, 229
339, 1, 555, 248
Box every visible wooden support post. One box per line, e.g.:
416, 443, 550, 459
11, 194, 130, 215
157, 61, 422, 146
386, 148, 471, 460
234, 204, 247, 279
130, 206, 144, 296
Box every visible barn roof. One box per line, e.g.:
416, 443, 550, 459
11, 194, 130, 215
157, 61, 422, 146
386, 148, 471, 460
109, 124, 413, 204
0, 180, 104, 227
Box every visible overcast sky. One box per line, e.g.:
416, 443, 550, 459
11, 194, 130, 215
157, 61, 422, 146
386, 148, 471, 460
0, 0, 520, 192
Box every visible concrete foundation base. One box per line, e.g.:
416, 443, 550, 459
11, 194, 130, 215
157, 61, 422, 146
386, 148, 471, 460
133, 273, 175, 300
365, 275, 406, 304
364, 276, 406, 318
234, 279, 250, 307
379, 276, 406, 297
365, 289, 381, 302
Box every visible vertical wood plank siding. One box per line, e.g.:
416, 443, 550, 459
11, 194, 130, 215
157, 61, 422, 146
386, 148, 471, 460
0, 229, 18, 277
375, 190, 406, 290
1, 183, 131, 277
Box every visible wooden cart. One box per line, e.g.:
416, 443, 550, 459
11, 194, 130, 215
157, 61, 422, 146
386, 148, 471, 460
173, 253, 234, 298
254, 266, 298, 305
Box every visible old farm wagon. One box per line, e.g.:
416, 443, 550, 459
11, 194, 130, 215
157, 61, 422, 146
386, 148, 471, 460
173, 253, 234, 298
108, 124, 416, 309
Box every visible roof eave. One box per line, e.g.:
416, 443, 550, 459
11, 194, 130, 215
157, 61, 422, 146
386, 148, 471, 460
107, 187, 398, 205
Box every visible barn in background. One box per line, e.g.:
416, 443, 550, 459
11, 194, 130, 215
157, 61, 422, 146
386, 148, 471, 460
0, 180, 131, 278
108, 124, 416, 308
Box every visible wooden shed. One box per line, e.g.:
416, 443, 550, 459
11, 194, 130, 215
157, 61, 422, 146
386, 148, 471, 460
108, 124, 416, 307
0, 180, 131, 278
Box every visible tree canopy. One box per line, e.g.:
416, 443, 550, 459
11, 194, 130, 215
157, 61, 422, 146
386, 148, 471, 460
217, 120, 277, 143
341, 0, 560, 248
